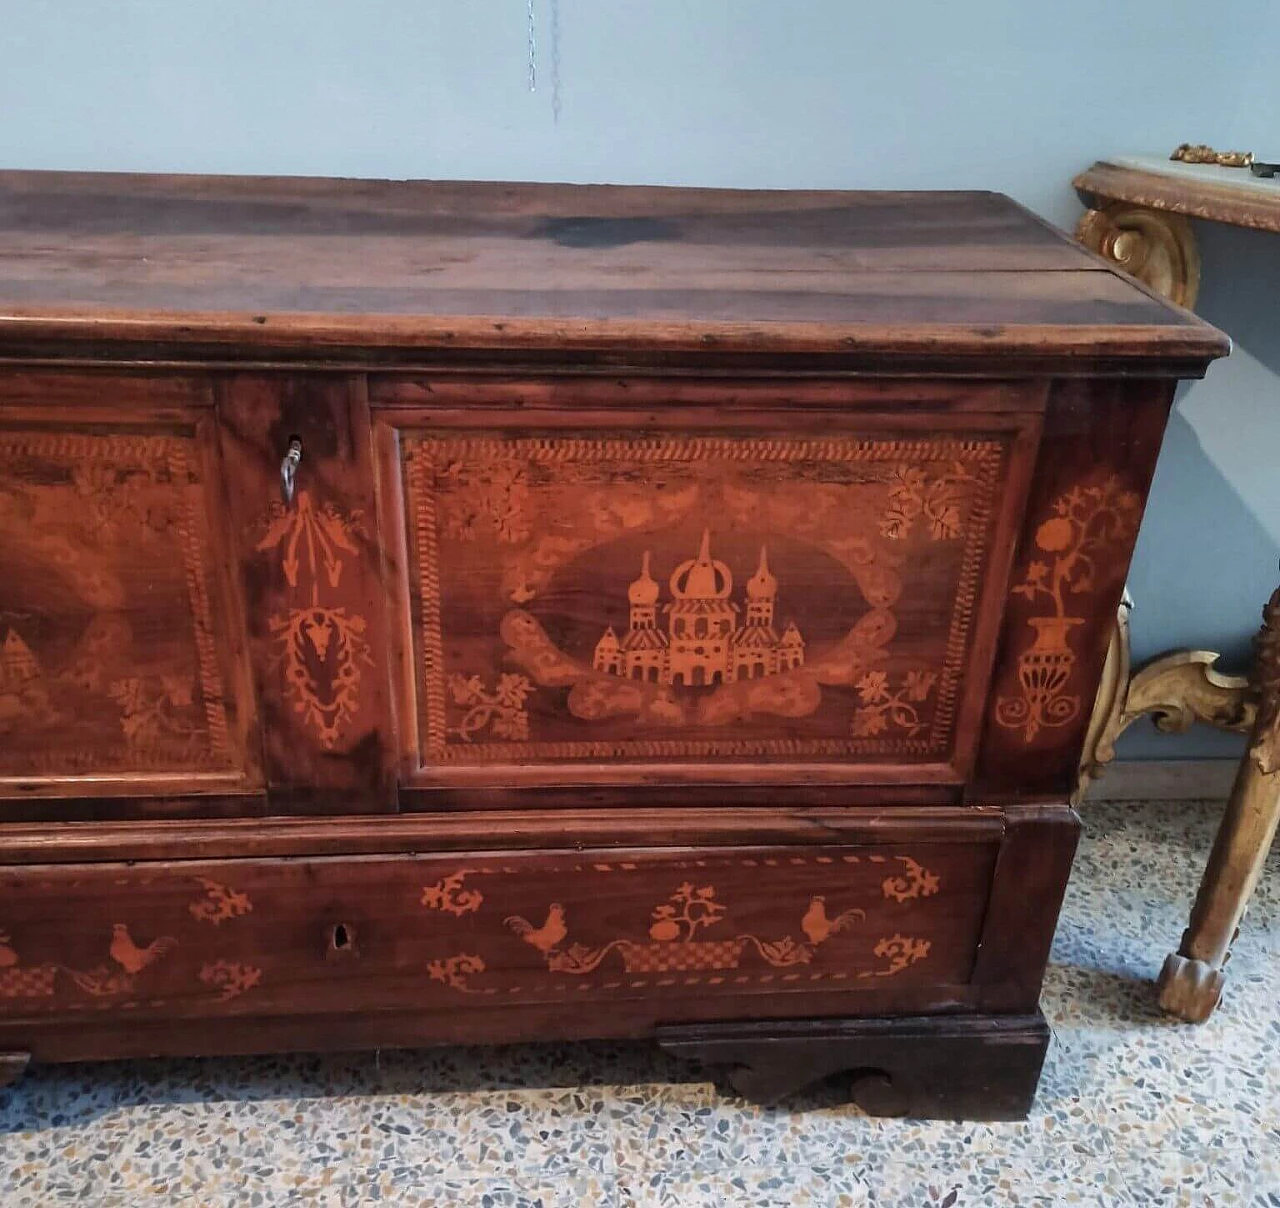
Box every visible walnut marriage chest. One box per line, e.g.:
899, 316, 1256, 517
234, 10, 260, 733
0, 173, 1226, 1117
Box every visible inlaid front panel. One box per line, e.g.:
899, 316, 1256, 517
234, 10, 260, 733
0, 840, 995, 1021
381, 401, 1039, 789
0, 390, 259, 795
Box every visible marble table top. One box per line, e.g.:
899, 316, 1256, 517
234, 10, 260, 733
1075, 156, 1280, 234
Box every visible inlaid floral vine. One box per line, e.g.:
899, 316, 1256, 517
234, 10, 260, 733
997, 477, 1141, 741
257, 491, 372, 748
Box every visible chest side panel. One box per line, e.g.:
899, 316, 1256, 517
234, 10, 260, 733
0, 376, 261, 800
374, 380, 1042, 797
973, 378, 1177, 800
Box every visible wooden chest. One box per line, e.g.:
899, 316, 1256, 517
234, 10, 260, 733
0, 174, 1226, 1117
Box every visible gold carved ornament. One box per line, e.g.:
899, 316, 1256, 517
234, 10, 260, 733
1075, 595, 1256, 804
256, 492, 372, 749
996, 478, 1141, 742
1247, 584, 1280, 777
1170, 144, 1254, 167
1150, 583, 1280, 1022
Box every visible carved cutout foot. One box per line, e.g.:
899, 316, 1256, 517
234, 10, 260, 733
1156, 952, 1225, 1023
657, 1013, 1049, 1120
0, 1052, 30, 1088
724, 1061, 910, 1116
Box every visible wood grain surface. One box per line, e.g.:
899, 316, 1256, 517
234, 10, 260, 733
0, 172, 1227, 370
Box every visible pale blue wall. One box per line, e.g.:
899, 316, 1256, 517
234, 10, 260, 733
1, 0, 1275, 759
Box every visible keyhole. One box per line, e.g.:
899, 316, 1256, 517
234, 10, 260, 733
328, 922, 357, 958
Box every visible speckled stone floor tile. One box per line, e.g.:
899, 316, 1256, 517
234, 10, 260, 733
311, 1172, 617, 1207
862, 1152, 1160, 1207
1, 799, 1277, 1208
617, 1165, 863, 1207
607, 1079, 882, 1171
347, 1085, 614, 1182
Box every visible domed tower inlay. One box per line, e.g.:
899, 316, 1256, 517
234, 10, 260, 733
591, 532, 805, 688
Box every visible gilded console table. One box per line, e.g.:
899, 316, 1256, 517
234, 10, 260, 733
1075, 154, 1280, 1021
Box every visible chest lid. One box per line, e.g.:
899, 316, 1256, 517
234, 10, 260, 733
0, 172, 1228, 373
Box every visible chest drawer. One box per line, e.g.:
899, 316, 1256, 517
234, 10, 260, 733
0, 834, 998, 1034
373, 378, 1042, 801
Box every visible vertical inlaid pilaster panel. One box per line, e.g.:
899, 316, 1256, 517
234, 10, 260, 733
218, 375, 395, 812
972, 379, 1177, 801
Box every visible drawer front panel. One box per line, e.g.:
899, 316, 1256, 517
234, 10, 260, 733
376, 388, 1040, 793
0, 840, 996, 1024
0, 382, 261, 798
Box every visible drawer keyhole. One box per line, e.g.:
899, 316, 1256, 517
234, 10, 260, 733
328, 922, 357, 958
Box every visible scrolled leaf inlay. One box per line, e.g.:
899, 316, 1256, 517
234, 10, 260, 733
422, 871, 485, 916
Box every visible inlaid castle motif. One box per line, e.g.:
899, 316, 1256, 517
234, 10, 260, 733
592, 530, 804, 687
0, 626, 52, 724
0, 628, 41, 691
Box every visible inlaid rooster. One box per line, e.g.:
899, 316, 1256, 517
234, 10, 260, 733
109, 923, 178, 974
800, 896, 866, 946
505, 904, 568, 955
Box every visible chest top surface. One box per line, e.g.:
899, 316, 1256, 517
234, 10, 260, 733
0, 171, 1227, 370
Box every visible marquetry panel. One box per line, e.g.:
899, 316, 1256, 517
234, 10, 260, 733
217, 375, 394, 811
973, 379, 1176, 800
0, 406, 259, 793
384, 407, 1039, 788
0, 840, 995, 1020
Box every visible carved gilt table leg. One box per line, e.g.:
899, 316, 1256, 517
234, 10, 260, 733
1076, 595, 1255, 805
1074, 200, 1279, 1021
1155, 586, 1280, 1021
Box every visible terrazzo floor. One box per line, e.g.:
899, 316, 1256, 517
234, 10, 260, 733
1, 798, 1277, 1207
